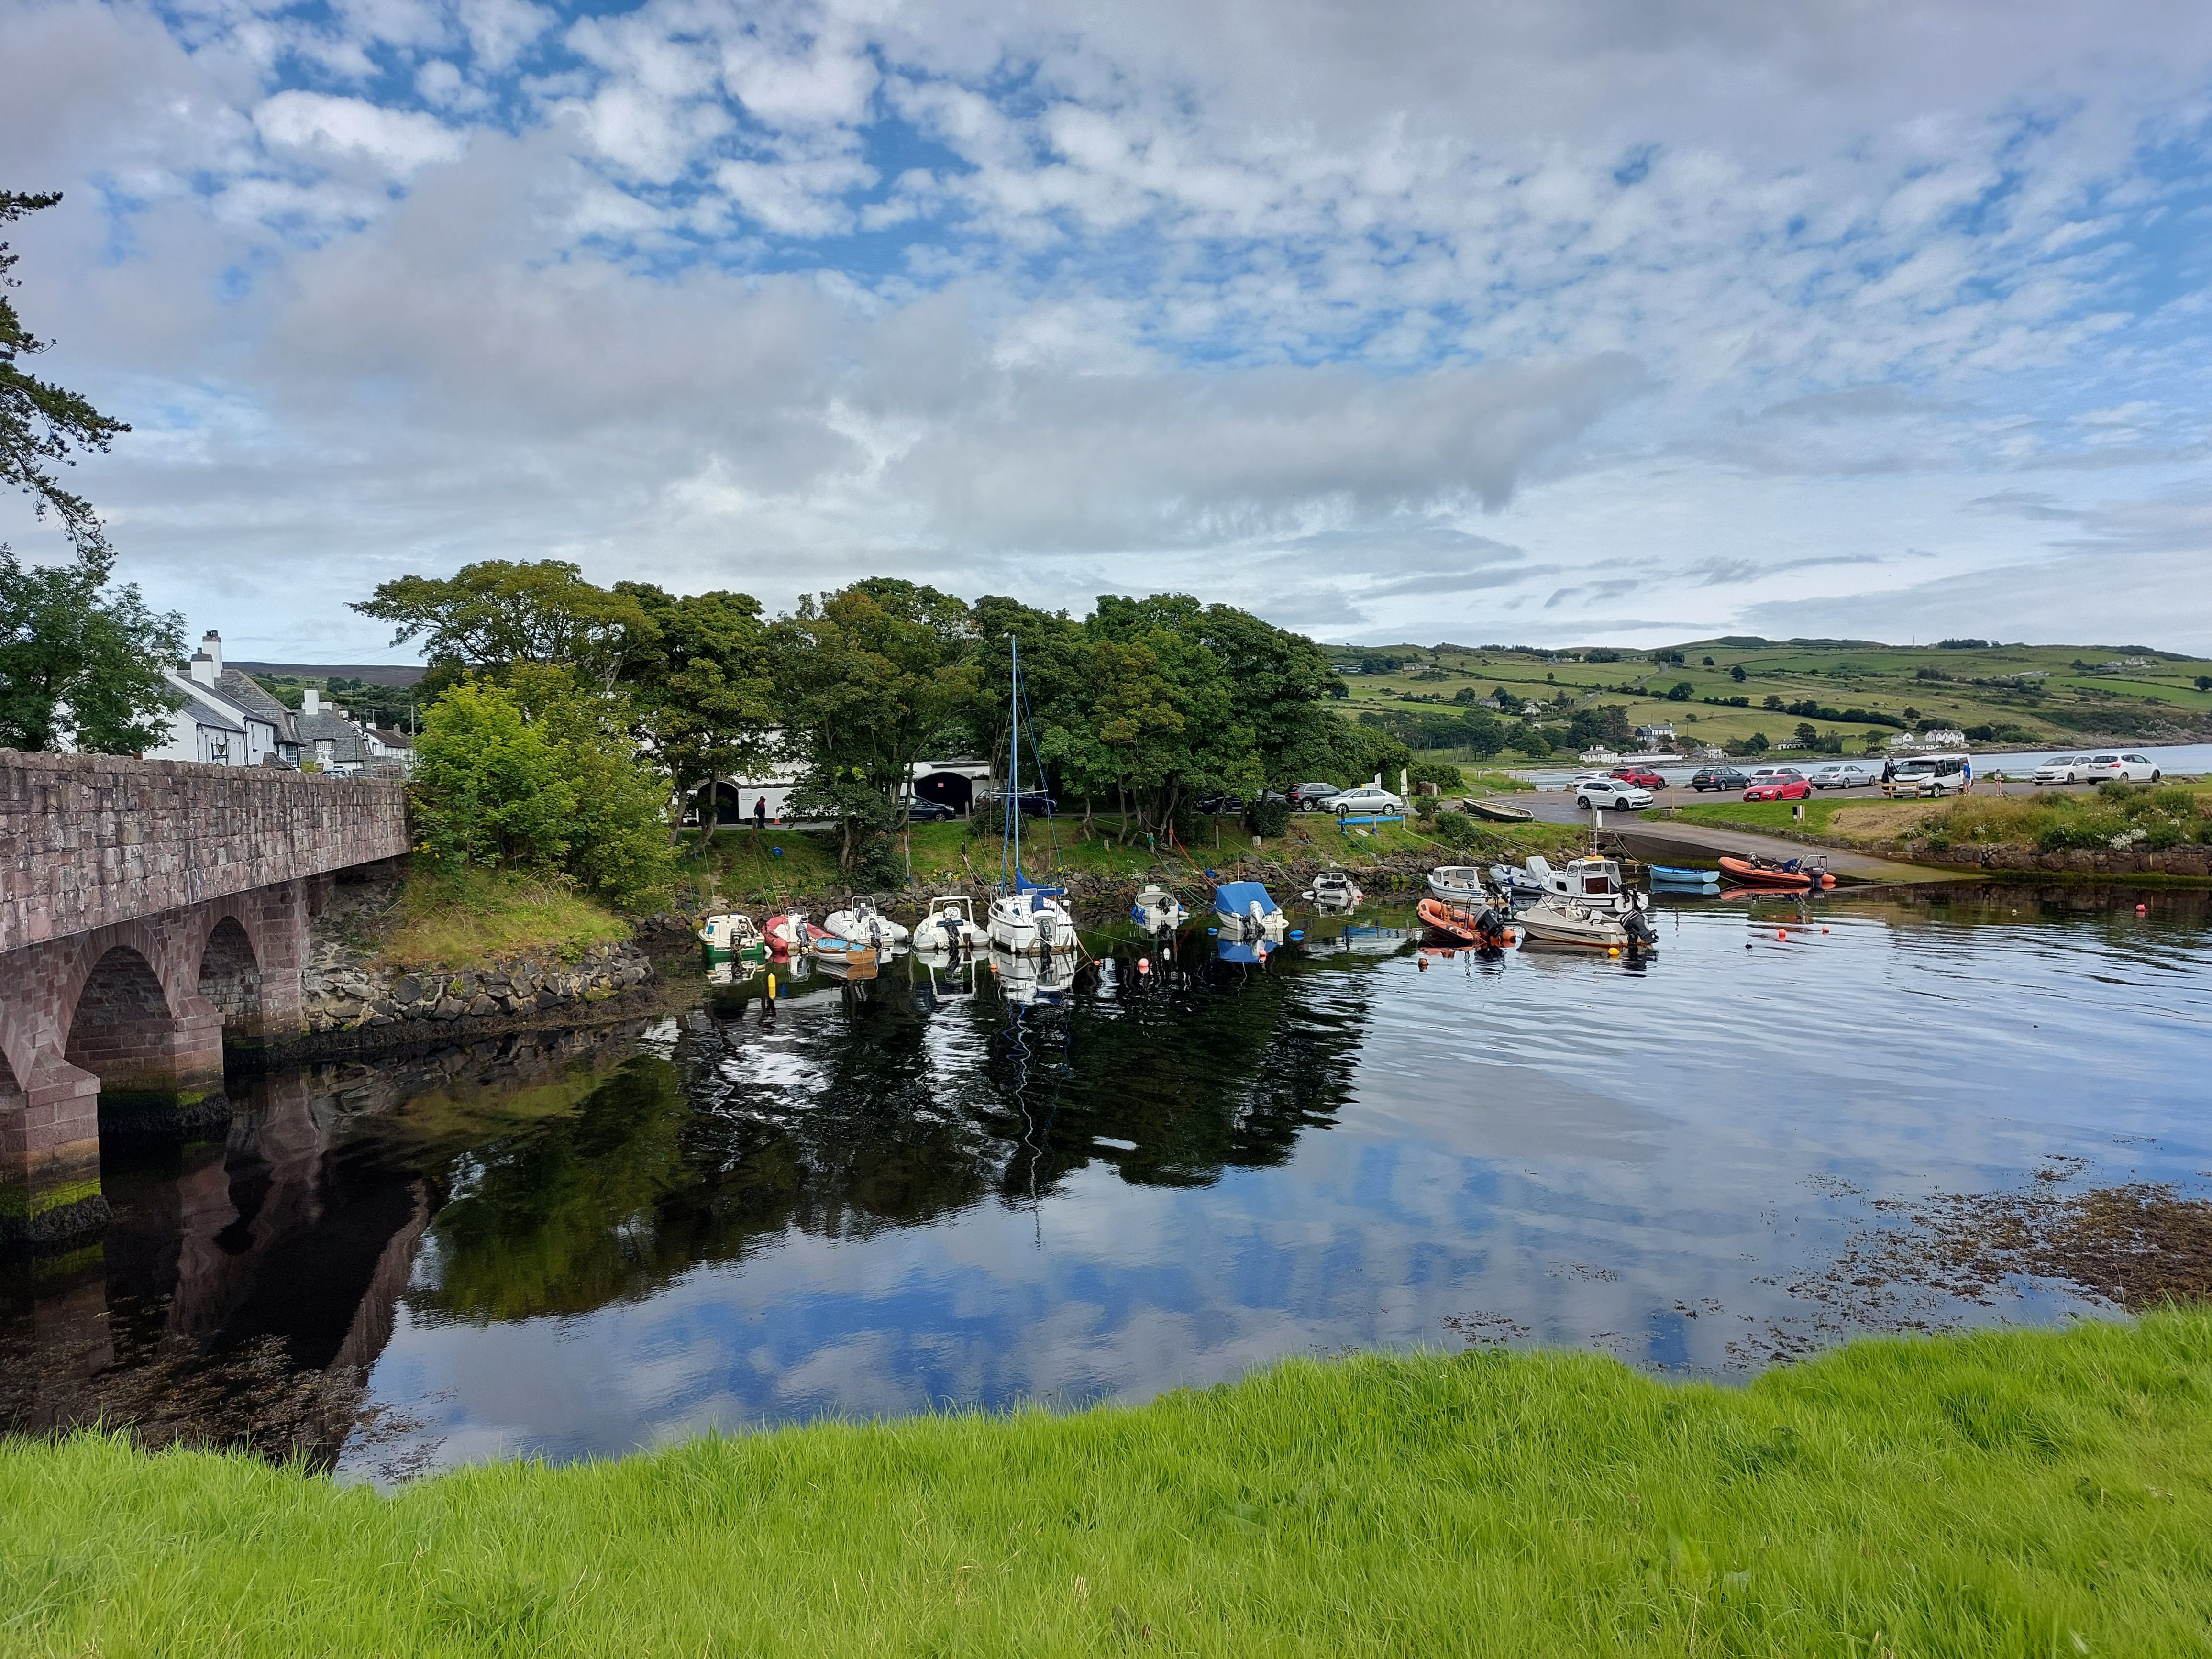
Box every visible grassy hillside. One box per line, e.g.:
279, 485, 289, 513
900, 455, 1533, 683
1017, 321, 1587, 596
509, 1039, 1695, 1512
4, 1313, 2210, 1656
1329, 638, 2212, 757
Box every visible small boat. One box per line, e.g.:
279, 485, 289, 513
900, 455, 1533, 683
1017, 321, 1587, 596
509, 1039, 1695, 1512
1489, 859, 1548, 898
1649, 864, 1719, 885
912, 894, 985, 951
989, 883, 1079, 954
810, 935, 878, 968
763, 911, 824, 954
822, 895, 911, 949
698, 912, 767, 956
1213, 879, 1288, 943
1517, 896, 1659, 951
1428, 865, 1490, 902
1463, 798, 1534, 823
1530, 854, 1642, 917
1417, 896, 1515, 948
1302, 867, 1363, 907
1717, 853, 1836, 891
1131, 883, 1189, 929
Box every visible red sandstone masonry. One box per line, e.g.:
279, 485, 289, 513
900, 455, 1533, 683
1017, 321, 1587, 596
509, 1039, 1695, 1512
1, 750, 409, 952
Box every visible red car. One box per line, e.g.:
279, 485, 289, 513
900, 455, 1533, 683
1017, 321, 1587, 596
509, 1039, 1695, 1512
1609, 767, 1666, 789
1744, 776, 1812, 802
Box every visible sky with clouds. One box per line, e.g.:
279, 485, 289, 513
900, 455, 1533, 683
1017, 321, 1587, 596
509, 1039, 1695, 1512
4, 0, 2212, 659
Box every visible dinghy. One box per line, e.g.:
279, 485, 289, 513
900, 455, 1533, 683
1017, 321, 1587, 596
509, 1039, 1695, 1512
822, 894, 911, 948
1302, 867, 1363, 907
912, 894, 984, 950
1213, 879, 1288, 943
1427, 865, 1490, 903
698, 912, 767, 956
763, 911, 823, 954
810, 935, 878, 968
1131, 883, 1189, 929
1463, 799, 1535, 823
1717, 854, 1836, 891
1416, 896, 1515, 948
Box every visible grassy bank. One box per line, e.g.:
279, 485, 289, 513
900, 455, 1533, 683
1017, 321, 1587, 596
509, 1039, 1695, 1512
375, 866, 632, 970
4, 1314, 2210, 1655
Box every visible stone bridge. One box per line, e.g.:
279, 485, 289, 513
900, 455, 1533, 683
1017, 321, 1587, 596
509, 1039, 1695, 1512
1, 751, 409, 1247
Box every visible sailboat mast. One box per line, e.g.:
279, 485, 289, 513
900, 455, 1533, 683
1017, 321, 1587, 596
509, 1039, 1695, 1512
1008, 637, 1022, 888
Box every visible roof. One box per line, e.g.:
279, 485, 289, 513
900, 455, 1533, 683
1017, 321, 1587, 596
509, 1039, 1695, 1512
216, 669, 293, 729
177, 694, 245, 734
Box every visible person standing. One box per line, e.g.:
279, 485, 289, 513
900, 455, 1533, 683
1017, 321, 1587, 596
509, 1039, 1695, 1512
753, 795, 768, 832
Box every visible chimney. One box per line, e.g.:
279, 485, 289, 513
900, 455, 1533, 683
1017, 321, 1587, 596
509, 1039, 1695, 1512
201, 630, 222, 675
302, 686, 321, 717
190, 650, 217, 688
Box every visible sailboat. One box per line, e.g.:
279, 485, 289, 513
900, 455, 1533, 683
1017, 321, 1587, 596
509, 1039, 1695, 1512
986, 636, 1079, 957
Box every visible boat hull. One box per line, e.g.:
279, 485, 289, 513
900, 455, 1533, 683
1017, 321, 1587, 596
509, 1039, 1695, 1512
1416, 897, 1515, 948
1463, 799, 1534, 823
1717, 854, 1836, 890
1515, 898, 1637, 950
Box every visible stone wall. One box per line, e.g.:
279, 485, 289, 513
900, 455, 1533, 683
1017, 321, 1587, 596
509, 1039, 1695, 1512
0, 748, 409, 953
299, 943, 656, 1037
1918, 842, 2212, 879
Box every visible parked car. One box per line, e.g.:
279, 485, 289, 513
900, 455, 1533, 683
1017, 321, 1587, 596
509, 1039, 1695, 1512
1808, 763, 1877, 790
903, 798, 959, 822
1329, 786, 1406, 817
1608, 766, 1666, 789
975, 788, 1059, 817
1290, 782, 1342, 810
2032, 755, 2088, 785
2081, 751, 2163, 783
1573, 777, 1654, 810
1194, 792, 1247, 814
1744, 769, 1812, 801
1881, 756, 1966, 798
1690, 766, 1749, 792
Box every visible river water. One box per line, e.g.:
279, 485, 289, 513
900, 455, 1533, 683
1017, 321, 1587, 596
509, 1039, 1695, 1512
5, 884, 2209, 1482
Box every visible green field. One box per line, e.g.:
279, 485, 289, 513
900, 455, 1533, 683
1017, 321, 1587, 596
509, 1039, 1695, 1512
5, 1313, 2210, 1656
1328, 638, 2212, 757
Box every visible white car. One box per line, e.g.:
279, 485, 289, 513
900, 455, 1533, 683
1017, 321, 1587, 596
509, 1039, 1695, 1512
1573, 777, 1654, 810
2032, 755, 2089, 785
2080, 752, 2163, 783
1808, 763, 1877, 790
1328, 786, 1406, 817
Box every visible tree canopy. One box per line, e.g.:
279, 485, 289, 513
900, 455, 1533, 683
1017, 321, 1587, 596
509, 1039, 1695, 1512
2, 192, 128, 554
354, 560, 652, 690
0, 543, 181, 753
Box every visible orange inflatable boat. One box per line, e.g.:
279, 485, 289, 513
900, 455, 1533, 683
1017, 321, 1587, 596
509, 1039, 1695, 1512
1716, 854, 1836, 890
1417, 896, 1517, 947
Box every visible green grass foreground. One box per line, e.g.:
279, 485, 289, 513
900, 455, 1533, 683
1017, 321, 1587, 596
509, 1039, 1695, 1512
6, 1317, 2212, 1655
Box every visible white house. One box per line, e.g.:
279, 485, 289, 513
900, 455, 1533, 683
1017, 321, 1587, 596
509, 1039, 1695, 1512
144, 631, 287, 767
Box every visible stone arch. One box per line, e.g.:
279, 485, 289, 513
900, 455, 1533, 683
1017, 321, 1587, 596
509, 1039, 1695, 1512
197, 916, 264, 1041
63, 944, 226, 1135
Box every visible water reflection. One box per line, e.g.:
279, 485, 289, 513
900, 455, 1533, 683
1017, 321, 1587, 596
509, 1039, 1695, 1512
4, 885, 2208, 1480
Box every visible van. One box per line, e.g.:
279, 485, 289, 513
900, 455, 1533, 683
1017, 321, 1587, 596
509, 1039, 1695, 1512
1882, 755, 1966, 798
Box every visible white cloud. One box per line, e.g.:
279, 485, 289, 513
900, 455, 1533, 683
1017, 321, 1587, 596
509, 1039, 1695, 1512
3, 0, 2212, 653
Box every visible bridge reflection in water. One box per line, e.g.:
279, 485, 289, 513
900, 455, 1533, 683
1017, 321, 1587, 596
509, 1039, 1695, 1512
0, 1023, 654, 1467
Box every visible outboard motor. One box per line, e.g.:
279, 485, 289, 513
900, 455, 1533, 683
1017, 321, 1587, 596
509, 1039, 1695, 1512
1625, 907, 1659, 950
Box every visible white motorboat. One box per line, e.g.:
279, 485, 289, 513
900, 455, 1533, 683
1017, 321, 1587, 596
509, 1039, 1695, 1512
1302, 867, 1363, 907
1131, 883, 1188, 929
1516, 896, 1634, 950
698, 912, 766, 955
823, 894, 911, 949
1427, 865, 1489, 903
912, 894, 985, 950
1530, 854, 1645, 918
989, 885, 1079, 954
1488, 860, 1547, 898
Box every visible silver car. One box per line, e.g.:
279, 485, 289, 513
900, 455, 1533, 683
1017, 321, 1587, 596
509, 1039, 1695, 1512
1329, 786, 1407, 817
1809, 763, 1876, 790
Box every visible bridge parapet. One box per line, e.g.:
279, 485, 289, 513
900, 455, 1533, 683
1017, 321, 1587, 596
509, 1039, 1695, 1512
1, 749, 409, 952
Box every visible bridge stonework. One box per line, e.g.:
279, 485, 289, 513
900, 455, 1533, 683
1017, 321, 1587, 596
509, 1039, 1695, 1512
1, 751, 408, 1246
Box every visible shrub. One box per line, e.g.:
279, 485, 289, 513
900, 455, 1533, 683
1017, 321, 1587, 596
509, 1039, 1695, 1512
1428, 809, 1480, 848
1244, 797, 1292, 837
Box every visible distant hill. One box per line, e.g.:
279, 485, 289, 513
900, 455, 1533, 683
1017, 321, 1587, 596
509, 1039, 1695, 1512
231, 662, 426, 687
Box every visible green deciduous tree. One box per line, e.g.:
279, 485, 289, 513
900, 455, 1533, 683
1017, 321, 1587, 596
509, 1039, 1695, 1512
616, 583, 778, 844
0, 543, 181, 752
775, 580, 978, 868
354, 560, 652, 692
3, 192, 128, 553
412, 669, 674, 907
